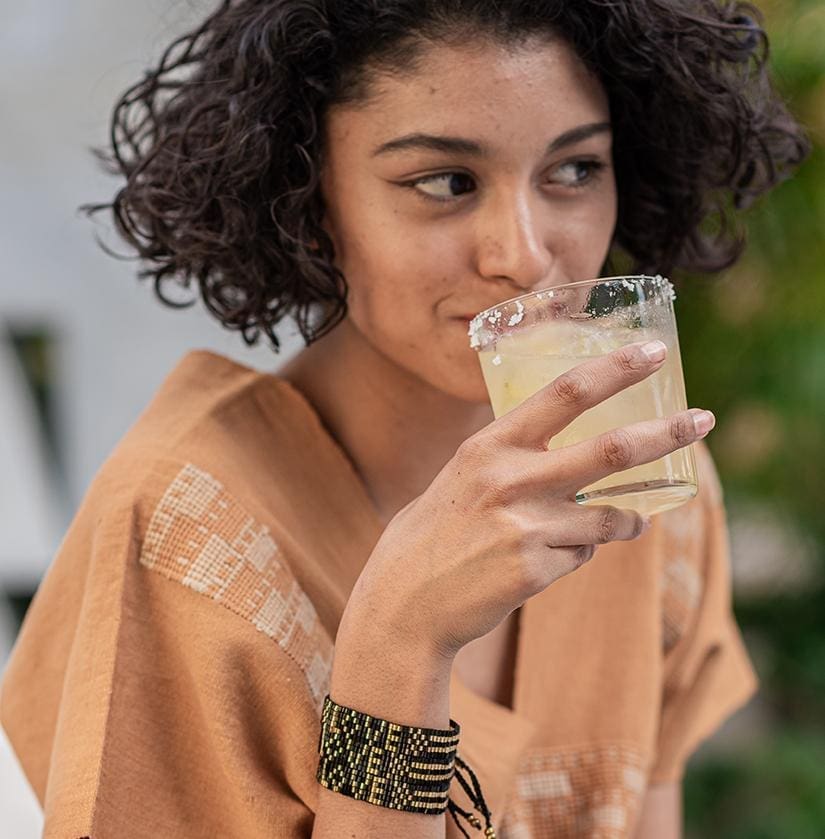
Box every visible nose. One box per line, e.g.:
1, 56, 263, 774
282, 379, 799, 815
473, 188, 554, 292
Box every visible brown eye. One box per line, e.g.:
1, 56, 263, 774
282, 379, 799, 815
409, 172, 476, 201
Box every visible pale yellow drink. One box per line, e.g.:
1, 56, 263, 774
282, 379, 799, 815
471, 277, 697, 517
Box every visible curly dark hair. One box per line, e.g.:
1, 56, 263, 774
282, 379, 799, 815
85, 0, 809, 352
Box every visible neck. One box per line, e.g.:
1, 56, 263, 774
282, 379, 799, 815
278, 319, 493, 526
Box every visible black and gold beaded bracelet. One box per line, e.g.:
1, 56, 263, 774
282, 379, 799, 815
316, 695, 496, 837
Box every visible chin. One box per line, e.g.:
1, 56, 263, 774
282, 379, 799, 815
438, 363, 492, 406
461, 377, 493, 405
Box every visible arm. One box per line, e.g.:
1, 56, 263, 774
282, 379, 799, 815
633, 782, 682, 839
311, 622, 454, 839
312, 343, 710, 837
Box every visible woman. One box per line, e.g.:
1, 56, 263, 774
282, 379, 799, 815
0, 1, 807, 837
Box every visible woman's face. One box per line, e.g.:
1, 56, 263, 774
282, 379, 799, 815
320, 36, 617, 403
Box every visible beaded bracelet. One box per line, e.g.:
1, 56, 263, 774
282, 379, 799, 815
316, 695, 496, 837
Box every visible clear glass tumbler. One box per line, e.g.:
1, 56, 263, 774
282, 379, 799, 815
469, 275, 698, 517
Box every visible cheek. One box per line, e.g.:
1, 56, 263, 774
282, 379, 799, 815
340, 231, 489, 400
320, 159, 486, 400
339, 211, 460, 325
555, 183, 618, 279
591, 182, 619, 266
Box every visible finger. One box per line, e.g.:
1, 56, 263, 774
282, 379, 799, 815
548, 408, 714, 493
491, 340, 670, 449
550, 544, 598, 577
547, 502, 649, 546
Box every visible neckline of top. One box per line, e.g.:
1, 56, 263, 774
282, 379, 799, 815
268, 366, 529, 719
264, 365, 387, 533
181, 349, 383, 531
184, 349, 530, 720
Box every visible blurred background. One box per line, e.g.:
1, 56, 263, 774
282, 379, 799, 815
678, 1, 825, 835
0, 0, 822, 836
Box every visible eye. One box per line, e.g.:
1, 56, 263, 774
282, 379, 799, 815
548, 160, 605, 188
404, 172, 476, 202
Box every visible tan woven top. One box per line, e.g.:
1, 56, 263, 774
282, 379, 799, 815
0, 349, 757, 838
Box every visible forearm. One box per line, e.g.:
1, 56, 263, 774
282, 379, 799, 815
311, 624, 454, 839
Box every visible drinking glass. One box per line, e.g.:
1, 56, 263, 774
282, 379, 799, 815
469, 275, 698, 517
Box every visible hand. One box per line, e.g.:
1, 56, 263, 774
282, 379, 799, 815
339, 340, 714, 663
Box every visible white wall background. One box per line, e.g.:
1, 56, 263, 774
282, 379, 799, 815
0, 2, 302, 832
1, 0, 304, 581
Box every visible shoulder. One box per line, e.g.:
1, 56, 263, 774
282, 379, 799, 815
91, 349, 328, 522
135, 457, 335, 708
36, 405, 337, 709
47, 348, 338, 629
77, 346, 327, 564
114, 349, 306, 463
29, 349, 378, 698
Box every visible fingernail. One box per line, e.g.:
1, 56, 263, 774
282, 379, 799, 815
641, 340, 667, 362
692, 409, 716, 437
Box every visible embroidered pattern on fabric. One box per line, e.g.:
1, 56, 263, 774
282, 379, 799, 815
140, 463, 333, 708
499, 743, 648, 839
659, 502, 704, 653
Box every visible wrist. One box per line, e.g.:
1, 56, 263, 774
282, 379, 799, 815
331, 614, 454, 729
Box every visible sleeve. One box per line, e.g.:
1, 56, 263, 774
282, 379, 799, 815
1, 461, 332, 838
649, 441, 759, 784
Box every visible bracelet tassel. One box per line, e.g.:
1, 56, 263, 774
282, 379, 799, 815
447, 754, 496, 838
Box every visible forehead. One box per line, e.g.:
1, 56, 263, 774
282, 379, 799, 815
327, 38, 610, 154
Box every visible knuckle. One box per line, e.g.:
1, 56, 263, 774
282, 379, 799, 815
670, 413, 696, 447
595, 506, 622, 543
551, 371, 589, 405
455, 435, 484, 464
518, 539, 598, 599
596, 429, 636, 470
454, 435, 491, 473
575, 544, 597, 567
509, 535, 546, 598
457, 425, 512, 465
479, 465, 517, 506
615, 346, 645, 374
517, 559, 548, 599
563, 544, 596, 574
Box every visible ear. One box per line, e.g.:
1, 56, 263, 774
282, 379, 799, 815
307, 226, 329, 253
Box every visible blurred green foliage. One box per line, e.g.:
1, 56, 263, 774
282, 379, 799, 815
685, 730, 825, 839
677, 2, 825, 835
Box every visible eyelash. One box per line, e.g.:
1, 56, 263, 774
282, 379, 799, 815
400, 160, 607, 204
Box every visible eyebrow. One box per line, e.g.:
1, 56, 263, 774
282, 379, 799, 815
371, 121, 612, 158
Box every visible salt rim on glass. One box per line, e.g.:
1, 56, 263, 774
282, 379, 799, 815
467, 274, 676, 350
